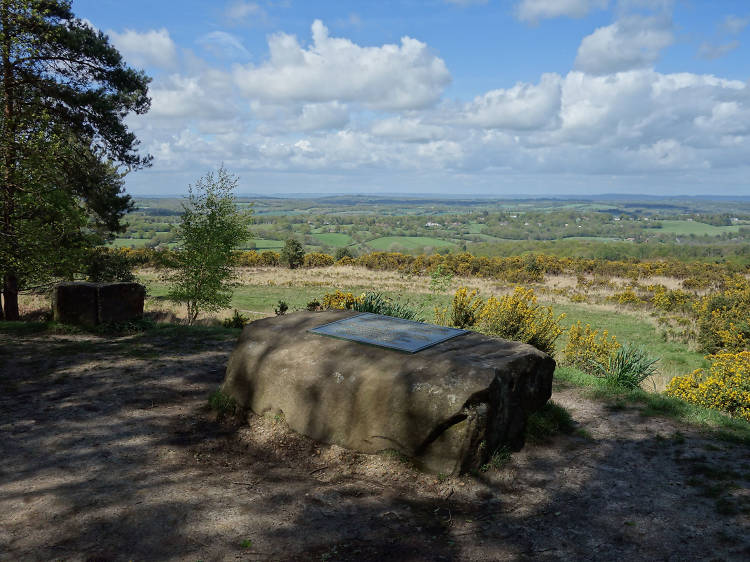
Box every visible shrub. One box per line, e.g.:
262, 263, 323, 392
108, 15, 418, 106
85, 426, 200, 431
563, 321, 621, 374
322, 290, 360, 310
223, 309, 249, 329
208, 389, 237, 418
610, 288, 643, 306
666, 351, 750, 421
335, 255, 355, 266
429, 264, 453, 294
85, 247, 136, 282
476, 287, 565, 355
303, 252, 335, 268
281, 238, 305, 269
306, 299, 321, 311
440, 287, 482, 329
274, 300, 288, 315
651, 286, 693, 312
353, 292, 422, 321
321, 290, 421, 321
694, 275, 750, 353
259, 250, 280, 266
589, 344, 659, 390
334, 247, 354, 261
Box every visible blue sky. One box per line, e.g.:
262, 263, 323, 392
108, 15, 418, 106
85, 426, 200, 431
75, 0, 750, 196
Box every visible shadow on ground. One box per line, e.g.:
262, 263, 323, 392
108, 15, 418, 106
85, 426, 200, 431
0, 328, 748, 561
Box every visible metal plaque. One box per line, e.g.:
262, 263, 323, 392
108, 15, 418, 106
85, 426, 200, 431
310, 312, 468, 353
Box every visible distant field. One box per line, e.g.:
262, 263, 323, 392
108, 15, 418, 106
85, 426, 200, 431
312, 233, 352, 247
466, 222, 484, 234
109, 238, 149, 248
366, 236, 458, 251
562, 236, 622, 242
242, 238, 284, 250
656, 220, 741, 236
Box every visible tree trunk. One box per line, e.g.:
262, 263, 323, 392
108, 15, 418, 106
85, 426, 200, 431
0, 287, 4, 320
1, 1, 18, 321
3, 271, 18, 320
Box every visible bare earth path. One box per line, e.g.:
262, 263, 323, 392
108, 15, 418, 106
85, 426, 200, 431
1, 329, 748, 561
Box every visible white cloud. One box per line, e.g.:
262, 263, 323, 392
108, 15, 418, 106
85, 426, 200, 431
574, 14, 673, 74
108, 28, 177, 70
149, 71, 236, 120
517, 0, 608, 23
371, 117, 447, 142
462, 73, 562, 129
224, 1, 266, 24
120, 19, 750, 196
198, 31, 250, 59
232, 20, 451, 110
721, 15, 749, 35
698, 40, 740, 60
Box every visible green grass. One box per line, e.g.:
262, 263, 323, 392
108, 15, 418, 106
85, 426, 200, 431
656, 220, 741, 236
548, 302, 709, 385
109, 237, 151, 248
0, 321, 49, 335
466, 222, 484, 234
366, 236, 457, 252
312, 233, 352, 247
525, 401, 576, 443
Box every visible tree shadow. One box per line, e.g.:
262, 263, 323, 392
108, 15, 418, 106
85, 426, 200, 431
1, 327, 748, 561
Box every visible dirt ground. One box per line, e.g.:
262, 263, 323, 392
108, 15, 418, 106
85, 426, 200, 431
1, 328, 748, 561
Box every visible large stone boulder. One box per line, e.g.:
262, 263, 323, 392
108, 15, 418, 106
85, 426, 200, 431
52, 282, 145, 326
222, 310, 555, 475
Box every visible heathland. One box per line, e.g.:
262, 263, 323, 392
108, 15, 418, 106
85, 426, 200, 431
3, 194, 749, 559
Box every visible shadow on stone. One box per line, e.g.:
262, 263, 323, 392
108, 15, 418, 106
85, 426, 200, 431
221, 310, 555, 474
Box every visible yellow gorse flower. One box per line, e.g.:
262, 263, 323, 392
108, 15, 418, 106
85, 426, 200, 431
666, 351, 750, 421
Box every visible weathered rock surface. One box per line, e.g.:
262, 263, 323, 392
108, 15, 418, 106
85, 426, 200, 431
52, 282, 145, 326
222, 310, 555, 474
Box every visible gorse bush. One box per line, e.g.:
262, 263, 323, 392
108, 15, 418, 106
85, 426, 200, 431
435, 287, 482, 329
666, 351, 750, 421
435, 286, 564, 355
476, 287, 565, 355
322, 290, 359, 310
610, 288, 643, 306
694, 275, 750, 353
589, 344, 659, 390
303, 252, 334, 268
563, 321, 621, 374
321, 290, 421, 321
650, 285, 693, 312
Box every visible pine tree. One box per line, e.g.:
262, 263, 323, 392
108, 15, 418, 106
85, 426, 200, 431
0, 0, 151, 319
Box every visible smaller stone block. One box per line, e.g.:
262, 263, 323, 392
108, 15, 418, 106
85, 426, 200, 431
52, 282, 99, 326
52, 282, 146, 326
97, 283, 145, 324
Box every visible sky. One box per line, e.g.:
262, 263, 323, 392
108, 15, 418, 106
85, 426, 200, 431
74, 0, 750, 197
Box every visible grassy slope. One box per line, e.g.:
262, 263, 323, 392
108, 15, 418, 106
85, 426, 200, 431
312, 233, 352, 247
656, 220, 741, 236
